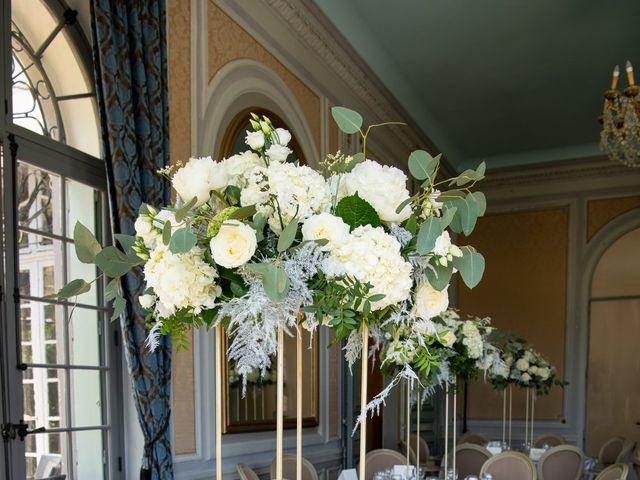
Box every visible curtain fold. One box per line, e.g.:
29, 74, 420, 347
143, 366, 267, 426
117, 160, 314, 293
91, 1, 172, 478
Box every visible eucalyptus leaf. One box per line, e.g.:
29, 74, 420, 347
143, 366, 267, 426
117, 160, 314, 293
454, 248, 485, 289
104, 278, 119, 301
440, 206, 457, 229
331, 106, 363, 134
73, 222, 102, 264
335, 193, 380, 230
469, 191, 486, 217
475, 161, 486, 180
95, 246, 136, 278
175, 196, 198, 222
228, 204, 257, 220
277, 217, 298, 253
169, 228, 197, 254
395, 194, 416, 215
408, 150, 437, 181
403, 214, 418, 236
162, 221, 172, 245
58, 279, 91, 299
247, 263, 290, 302
114, 234, 136, 259
451, 194, 479, 236
111, 295, 127, 321
416, 217, 443, 254
425, 263, 454, 291
251, 213, 267, 242
455, 168, 476, 186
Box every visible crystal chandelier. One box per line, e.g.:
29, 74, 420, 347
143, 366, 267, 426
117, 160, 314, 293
600, 61, 640, 167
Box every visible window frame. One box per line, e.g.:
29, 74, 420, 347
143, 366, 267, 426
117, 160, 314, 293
0, 1, 124, 479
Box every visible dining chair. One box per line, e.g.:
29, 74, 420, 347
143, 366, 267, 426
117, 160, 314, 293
399, 434, 440, 474
237, 463, 260, 480
479, 451, 537, 480
455, 443, 492, 479
587, 436, 627, 477
615, 440, 636, 464
533, 433, 566, 448
594, 463, 629, 480
457, 431, 490, 446
536, 445, 583, 480
270, 454, 319, 480
360, 449, 406, 480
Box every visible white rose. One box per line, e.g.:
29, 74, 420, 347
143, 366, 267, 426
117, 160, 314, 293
521, 373, 531, 383
135, 216, 157, 247
516, 358, 530, 371
210, 220, 257, 268
529, 366, 539, 375
412, 282, 449, 320
265, 144, 292, 163
342, 160, 412, 223
301, 213, 349, 251
139, 294, 156, 309
172, 157, 228, 207
440, 330, 457, 347
223, 151, 262, 187
245, 130, 265, 150
274, 128, 292, 146
539, 367, 550, 380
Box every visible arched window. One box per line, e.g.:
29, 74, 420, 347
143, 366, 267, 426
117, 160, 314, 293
1, 2, 121, 479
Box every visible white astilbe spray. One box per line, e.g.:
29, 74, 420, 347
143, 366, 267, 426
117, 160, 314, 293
220, 242, 324, 393
353, 364, 420, 435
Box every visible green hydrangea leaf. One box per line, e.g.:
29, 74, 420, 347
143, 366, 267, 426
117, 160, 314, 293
335, 193, 380, 230
73, 222, 102, 264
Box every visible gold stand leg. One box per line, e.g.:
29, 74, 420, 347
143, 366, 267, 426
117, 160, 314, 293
416, 387, 420, 473
215, 324, 223, 479
297, 330, 303, 480
406, 380, 411, 469
508, 385, 513, 448
453, 381, 457, 476
525, 386, 529, 448
530, 390, 535, 448
444, 385, 449, 476
359, 324, 369, 480
276, 327, 284, 480
502, 389, 506, 447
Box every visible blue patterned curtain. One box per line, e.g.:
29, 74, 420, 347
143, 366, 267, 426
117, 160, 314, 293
90, 1, 173, 478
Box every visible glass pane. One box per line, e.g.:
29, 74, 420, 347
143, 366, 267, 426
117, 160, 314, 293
17, 162, 62, 236
73, 430, 105, 479
20, 300, 64, 364
23, 432, 67, 480
71, 369, 103, 427
69, 308, 102, 366
23, 368, 66, 428
59, 98, 101, 157
67, 243, 98, 306
66, 178, 98, 236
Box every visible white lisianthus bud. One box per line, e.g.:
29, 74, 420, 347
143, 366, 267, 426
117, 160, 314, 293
516, 358, 530, 371
439, 330, 457, 347
265, 144, 292, 163
135, 215, 157, 247
412, 282, 449, 320
274, 128, 292, 146
139, 294, 156, 309
301, 213, 349, 251
245, 130, 265, 150
172, 156, 228, 207
210, 220, 257, 268
259, 120, 271, 133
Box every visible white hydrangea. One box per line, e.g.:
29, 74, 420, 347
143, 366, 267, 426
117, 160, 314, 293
143, 244, 221, 318
341, 160, 412, 223
461, 321, 483, 359
222, 151, 262, 187
172, 156, 228, 207
241, 162, 331, 233
321, 225, 413, 310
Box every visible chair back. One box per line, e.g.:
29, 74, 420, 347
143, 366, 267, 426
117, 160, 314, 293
595, 463, 629, 480
270, 454, 319, 480
599, 437, 626, 466
480, 451, 536, 480
457, 431, 489, 446
237, 463, 260, 480
455, 443, 492, 479
410, 433, 431, 461
361, 449, 406, 480
616, 441, 636, 464
537, 445, 583, 480
533, 433, 566, 448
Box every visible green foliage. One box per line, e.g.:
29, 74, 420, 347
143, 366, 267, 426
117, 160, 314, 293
335, 193, 381, 230
277, 217, 298, 252
408, 150, 439, 181
247, 263, 290, 302
175, 196, 198, 222
58, 279, 91, 299
453, 247, 485, 289
169, 228, 197, 254
162, 221, 172, 245
425, 262, 454, 291
331, 106, 363, 134
228, 204, 256, 221
111, 295, 127, 321
415, 216, 444, 254
73, 222, 102, 264
104, 278, 119, 301
95, 246, 139, 278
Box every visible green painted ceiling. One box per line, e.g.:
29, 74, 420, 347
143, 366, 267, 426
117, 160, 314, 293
313, 0, 640, 170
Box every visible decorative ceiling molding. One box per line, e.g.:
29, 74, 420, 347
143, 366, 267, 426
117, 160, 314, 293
215, 0, 455, 176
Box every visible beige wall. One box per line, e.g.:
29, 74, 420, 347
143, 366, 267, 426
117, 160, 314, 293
458, 208, 568, 421
587, 195, 640, 241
